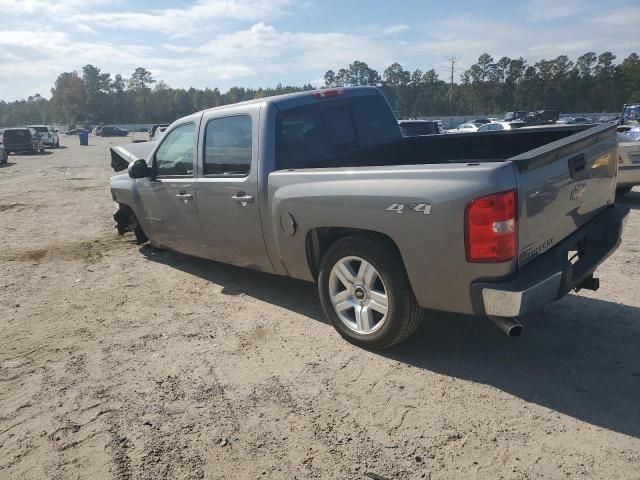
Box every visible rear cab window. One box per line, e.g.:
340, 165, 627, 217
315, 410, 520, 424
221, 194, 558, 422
203, 115, 252, 176
275, 95, 400, 170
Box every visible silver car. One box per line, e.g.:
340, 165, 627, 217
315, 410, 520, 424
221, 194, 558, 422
617, 132, 640, 195
28, 125, 60, 148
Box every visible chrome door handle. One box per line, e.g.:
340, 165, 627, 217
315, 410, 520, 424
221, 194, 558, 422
175, 193, 193, 200
231, 194, 254, 205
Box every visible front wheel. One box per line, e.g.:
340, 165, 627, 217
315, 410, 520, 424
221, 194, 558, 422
318, 236, 423, 350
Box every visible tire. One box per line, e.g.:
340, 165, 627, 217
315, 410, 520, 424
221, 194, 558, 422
317, 236, 423, 350
616, 186, 633, 196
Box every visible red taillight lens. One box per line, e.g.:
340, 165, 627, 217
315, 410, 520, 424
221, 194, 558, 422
312, 88, 344, 99
465, 189, 517, 262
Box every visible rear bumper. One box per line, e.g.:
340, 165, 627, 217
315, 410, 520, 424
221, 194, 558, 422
618, 165, 640, 187
470, 204, 629, 317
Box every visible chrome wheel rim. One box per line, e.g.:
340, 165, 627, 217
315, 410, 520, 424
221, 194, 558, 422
328, 256, 389, 335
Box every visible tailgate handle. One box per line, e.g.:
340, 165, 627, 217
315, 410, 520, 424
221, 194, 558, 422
569, 154, 586, 178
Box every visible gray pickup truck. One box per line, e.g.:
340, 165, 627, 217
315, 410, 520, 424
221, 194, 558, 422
110, 87, 628, 349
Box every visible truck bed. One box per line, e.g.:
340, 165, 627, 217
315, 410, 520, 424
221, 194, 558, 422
281, 124, 603, 169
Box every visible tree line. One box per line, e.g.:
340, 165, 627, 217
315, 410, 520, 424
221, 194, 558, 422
1, 51, 639, 127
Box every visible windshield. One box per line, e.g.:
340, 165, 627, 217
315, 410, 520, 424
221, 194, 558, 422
32, 126, 48, 133
622, 106, 640, 126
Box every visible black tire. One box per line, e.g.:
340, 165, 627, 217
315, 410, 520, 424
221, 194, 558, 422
616, 186, 633, 196
317, 235, 423, 350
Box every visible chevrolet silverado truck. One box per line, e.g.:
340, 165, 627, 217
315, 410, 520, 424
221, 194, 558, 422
110, 87, 629, 349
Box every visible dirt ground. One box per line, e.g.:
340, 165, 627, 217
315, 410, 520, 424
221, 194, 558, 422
1, 134, 639, 480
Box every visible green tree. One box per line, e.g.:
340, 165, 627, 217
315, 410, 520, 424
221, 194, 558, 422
50, 71, 86, 126
128, 67, 156, 121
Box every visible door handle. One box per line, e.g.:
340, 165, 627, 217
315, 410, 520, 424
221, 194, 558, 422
231, 193, 254, 206
175, 192, 193, 200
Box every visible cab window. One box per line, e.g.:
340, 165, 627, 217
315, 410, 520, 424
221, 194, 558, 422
155, 123, 196, 176
203, 115, 252, 176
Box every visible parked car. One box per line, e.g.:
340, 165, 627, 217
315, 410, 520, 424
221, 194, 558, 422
149, 124, 170, 140
152, 126, 168, 141
0, 127, 45, 154
65, 128, 88, 135
470, 118, 491, 126
619, 104, 640, 128
624, 128, 640, 141
557, 116, 593, 125
109, 86, 627, 349
28, 125, 60, 148
99, 126, 128, 137
450, 122, 479, 133
599, 115, 620, 124
616, 132, 640, 195
398, 120, 440, 136
0, 145, 7, 164
477, 122, 513, 132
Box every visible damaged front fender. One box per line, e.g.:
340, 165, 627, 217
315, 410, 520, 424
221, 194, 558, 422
114, 203, 148, 244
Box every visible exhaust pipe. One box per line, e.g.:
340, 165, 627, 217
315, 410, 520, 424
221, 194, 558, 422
488, 316, 523, 337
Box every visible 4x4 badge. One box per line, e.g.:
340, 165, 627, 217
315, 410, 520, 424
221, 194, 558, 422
386, 203, 432, 215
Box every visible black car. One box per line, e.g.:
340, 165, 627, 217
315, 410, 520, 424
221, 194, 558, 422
99, 126, 129, 137
0, 127, 45, 154
149, 124, 170, 140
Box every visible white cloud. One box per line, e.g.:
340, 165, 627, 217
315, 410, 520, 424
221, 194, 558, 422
383, 24, 410, 35
0, 0, 90, 16
196, 22, 393, 71
589, 6, 640, 28
525, 0, 591, 21
66, 0, 294, 34
76, 24, 98, 35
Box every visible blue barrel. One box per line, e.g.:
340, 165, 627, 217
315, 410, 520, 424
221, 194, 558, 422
79, 131, 89, 146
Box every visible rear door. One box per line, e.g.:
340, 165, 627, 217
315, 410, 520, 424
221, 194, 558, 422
135, 121, 202, 255
513, 124, 618, 265
194, 110, 272, 271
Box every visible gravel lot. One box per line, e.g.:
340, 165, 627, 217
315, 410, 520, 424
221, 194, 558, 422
1, 135, 639, 479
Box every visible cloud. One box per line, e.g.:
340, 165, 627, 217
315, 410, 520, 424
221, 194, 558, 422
0, 0, 89, 16
66, 0, 294, 34
76, 24, 98, 35
383, 24, 410, 35
196, 22, 393, 71
524, 0, 591, 21
589, 6, 640, 28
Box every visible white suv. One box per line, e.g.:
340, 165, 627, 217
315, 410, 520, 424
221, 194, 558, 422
28, 125, 60, 148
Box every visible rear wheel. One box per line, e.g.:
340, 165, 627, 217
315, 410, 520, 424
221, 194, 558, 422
318, 236, 423, 350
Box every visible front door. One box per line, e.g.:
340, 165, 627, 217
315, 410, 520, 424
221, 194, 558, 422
136, 122, 202, 255
195, 113, 272, 272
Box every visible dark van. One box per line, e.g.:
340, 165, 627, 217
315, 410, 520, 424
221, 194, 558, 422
1, 127, 45, 154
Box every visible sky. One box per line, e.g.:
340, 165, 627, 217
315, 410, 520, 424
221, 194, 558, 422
1, 0, 639, 101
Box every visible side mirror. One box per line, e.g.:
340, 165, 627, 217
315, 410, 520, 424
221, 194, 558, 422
128, 159, 153, 179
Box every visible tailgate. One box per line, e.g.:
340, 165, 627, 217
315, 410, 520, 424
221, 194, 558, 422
511, 124, 618, 266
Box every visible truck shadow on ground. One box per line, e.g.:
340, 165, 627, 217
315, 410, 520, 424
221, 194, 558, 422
617, 190, 640, 210
142, 246, 640, 438
0, 162, 16, 168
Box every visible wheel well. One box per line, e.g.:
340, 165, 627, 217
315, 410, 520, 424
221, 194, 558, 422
305, 227, 404, 280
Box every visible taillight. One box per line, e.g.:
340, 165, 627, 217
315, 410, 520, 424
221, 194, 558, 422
465, 189, 517, 262
312, 88, 344, 99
